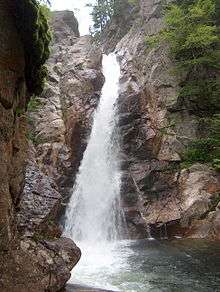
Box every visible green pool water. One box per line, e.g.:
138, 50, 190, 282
69, 239, 220, 292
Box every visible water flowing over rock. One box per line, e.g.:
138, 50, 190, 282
63, 54, 127, 288
100, 0, 220, 240
1, 0, 220, 290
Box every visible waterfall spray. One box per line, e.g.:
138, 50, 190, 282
64, 53, 124, 243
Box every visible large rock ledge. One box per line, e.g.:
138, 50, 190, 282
0, 238, 80, 292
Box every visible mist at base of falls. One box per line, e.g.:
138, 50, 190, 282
64, 53, 124, 244
63, 53, 129, 289
66, 239, 220, 292
62, 54, 220, 292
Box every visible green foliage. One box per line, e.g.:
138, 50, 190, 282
183, 138, 218, 163
13, 0, 52, 96
147, 0, 220, 115
27, 97, 43, 112
147, 0, 220, 171
163, 0, 218, 61
213, 159, 220, 171
183, 115, 220, 170
15, 107, 25, 116
89, 0, 138, 33
128, 0, 138, 5
39, 3, 52, 20
27, 130, 48, 146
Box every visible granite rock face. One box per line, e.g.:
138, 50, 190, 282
10, 10, 103, 290
28, 11, 104, 210
17, 10, 103, 239
0, 0, 27, 251
1, 238, 80, 292
17, 145, 62, 238
103, 0, 220, 240
0, 5, 81, 291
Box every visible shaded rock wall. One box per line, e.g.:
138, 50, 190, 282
104, 0, 220, 240
0, 0, 27, 251
17, 11, 104, 240
0, 4, 81, 291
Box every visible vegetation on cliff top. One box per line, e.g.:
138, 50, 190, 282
148, 0, 220, 170
12, 0, 52, 96
88, 0, 138, 34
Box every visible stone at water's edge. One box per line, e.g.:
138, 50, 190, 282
0, 238, 81, 292
64, 284, 117, 292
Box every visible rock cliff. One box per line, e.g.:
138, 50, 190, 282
17, 10, 104, 239
102, 0, 220, 240
0, 3, 101, 291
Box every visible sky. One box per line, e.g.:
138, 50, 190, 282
51, 0, 94, 35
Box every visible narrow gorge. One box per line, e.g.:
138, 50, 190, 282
0, 0, 220, 291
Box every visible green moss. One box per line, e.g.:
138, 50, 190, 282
27, 130, 48, 146
27, 96, 43, 112
12, 0, 52, 96
15, 107, 25, 116
213, 159, 220, 171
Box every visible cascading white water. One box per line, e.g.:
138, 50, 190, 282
59, 51, 218, 292
64, 53, 123, 244
65, 54, 121, 243
63, 53, 129, 290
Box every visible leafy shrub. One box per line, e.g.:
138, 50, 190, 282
146, 0, 220, 115
184, 138, 219, 162
213, 159, 220, 171
147, 0, 220, 171
183, 115, 220, 170
88, 0, 138, 33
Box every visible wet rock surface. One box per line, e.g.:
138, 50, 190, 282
102, 0, 220, 240
17, 146, 62, 238
64, 284, 117, 292
0, 7, 85, 292
28, 11, 104, 210
0, 238, 81, 292
0, 0, 27, 252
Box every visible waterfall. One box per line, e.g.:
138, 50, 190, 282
64, 53, 124, 244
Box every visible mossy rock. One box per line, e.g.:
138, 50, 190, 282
11, 0, 52, 96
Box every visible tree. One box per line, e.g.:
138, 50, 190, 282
149, 0, 220, 114
88, 0, 137, 33
147, 0, 220, 169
